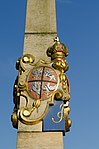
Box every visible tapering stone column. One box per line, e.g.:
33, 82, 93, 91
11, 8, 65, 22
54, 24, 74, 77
15, 0, 64, 149
23, 0, 57, 62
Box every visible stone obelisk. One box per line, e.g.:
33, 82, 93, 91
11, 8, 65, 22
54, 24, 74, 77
11, 0, 71, 149
18, 0, 62, 148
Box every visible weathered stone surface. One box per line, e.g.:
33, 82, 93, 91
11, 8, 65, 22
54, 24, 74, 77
18, 121, 42, 132
17, 132, 64, 149
25, 0, 56, 33
23, 34, 57, 62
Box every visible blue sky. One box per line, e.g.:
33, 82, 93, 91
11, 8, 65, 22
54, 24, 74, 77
0, 0, 99, 148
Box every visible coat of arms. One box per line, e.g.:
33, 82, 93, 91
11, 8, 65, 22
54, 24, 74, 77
11, 37, 71, 133
27, 66, 58, 100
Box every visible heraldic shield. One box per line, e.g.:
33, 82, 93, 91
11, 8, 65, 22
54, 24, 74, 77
27, 66, 59, 100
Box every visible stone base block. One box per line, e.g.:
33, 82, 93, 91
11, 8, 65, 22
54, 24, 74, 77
17, 132, 64, 149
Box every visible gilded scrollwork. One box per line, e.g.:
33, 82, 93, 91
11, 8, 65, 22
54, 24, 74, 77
64, 101, 72, 132
46, 37, 70, 100
11, 54, 59, 127
52, 103, 64, 123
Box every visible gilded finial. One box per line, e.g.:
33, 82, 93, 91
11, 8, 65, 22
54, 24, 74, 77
54, 36, 60, 43
47, 37, 69, 72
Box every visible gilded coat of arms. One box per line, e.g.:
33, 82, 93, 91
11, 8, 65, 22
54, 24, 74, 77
11, 37, 71, 132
